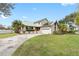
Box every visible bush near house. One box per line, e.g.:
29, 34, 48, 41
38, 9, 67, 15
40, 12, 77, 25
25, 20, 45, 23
53, 31, 62, 35
58, 23, 68, 34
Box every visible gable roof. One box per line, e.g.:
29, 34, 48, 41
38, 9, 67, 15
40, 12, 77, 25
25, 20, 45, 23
22, 18, 53, 27
22, 21, 42, 27
34, 18, 49, 24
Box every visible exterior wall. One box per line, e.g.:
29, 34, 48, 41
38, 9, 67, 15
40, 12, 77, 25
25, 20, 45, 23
21, 26, 54, 34
24, 25, 54, 34
51, 25, 54, 33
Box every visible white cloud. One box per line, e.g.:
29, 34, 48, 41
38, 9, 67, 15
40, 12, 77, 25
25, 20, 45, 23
33, 8, 37, 10
61, 3, 75, 6
22, 16, 28, 19
0, 15, 8, 19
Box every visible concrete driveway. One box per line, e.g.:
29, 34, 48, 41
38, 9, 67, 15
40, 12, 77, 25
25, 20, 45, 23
0, 34, 41, 56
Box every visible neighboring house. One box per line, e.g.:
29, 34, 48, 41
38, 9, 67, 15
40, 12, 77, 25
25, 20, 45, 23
67, 21, 78, 31
0, 24, 14, 34
21, 18, 54, 34
0, 24, 5, 29
65, 21, 79, 34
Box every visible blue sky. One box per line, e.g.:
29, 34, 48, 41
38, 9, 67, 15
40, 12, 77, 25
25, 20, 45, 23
0, 3, 77, 26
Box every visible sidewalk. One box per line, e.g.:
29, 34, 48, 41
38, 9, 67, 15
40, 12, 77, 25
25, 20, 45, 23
0, 34, 41, 56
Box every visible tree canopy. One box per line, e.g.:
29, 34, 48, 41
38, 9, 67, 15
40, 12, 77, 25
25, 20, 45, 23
12, 20, 22, 33
0, 3, 14, 17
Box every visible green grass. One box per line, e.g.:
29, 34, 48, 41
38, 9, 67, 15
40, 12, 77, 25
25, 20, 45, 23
0, 33, 16, 38
13, 34, 79, 56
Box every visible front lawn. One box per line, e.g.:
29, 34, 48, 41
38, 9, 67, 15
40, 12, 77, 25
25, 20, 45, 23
13, 34, 79, 56
0, 33, 16, 38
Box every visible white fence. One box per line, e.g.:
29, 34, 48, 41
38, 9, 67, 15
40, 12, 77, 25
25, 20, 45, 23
0, 30, 14, 34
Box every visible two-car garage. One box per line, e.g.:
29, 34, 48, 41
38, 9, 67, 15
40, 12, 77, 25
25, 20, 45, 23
40, 27, 52, 34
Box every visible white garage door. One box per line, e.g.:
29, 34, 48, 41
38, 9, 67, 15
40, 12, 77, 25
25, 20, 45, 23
40, 27, 51, 34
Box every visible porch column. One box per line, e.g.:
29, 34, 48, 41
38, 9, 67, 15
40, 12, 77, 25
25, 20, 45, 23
23, 26, 26, 33
33, 27, 36, 34
20, 27, 23, 34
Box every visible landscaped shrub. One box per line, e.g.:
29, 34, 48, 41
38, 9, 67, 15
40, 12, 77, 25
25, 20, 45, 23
58, 23, 68, 34
53, 31, 63, 35
68, 30, 77, 34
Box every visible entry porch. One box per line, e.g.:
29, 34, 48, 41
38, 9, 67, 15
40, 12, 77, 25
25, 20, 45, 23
20, 26, 41, 34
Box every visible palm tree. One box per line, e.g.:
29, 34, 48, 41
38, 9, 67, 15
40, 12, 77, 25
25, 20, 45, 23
12, 20, 23, 33
58, 23, 67, 33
